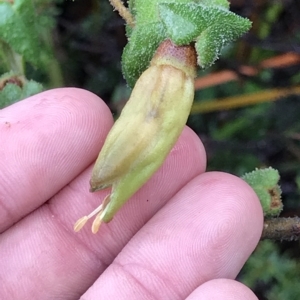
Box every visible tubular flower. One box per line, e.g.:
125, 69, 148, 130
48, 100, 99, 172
74, 39, 197, 233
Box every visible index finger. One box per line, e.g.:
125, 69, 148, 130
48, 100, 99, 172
0, 88, 113, 232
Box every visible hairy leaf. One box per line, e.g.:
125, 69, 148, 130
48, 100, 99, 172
122, 22, 166, 87
159, 2, 251, 66
122, 0, 251, 85
242, 167, 283, 217
0, 81, 43, 108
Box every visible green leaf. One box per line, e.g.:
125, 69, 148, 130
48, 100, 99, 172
122, 22, 167, 87
0, 83, 22, 108
122, 0, 251, 85
0, 0, 49, 68
158, 2, 251, 67
194, 22, 238, 68
200, 0, 229, 9
0, 80, 43, 108
21, 80, 44, 98
242, 167, 283, 217
134, 0, 168, 25
134, 0, 230, 25
196, 17, 251, 67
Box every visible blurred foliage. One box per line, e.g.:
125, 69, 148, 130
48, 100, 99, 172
0, 80, 43, 107
1, 0, 300, 298
0, 0, 63, 107
239, 240, 300, 300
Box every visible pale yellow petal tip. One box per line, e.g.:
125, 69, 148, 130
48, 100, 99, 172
74, 216, 88, 232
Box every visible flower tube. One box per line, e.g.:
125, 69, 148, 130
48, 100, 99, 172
74, 39, 197, 233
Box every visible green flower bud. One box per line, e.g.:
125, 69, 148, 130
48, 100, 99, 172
242, 167, 283, 217
74, 40, 196, 233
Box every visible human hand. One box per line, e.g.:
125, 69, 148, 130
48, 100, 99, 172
0, 88, 263, 299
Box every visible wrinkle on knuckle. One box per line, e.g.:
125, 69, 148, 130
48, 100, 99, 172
0, 187, 18, 232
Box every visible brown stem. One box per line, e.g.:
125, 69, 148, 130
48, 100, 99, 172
261, 217, 300, 241
108, 0, 134, 27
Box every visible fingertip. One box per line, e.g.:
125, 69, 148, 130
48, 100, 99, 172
186, 279, 258, 300
207, 171, 264, 235
190, 171, 264, 261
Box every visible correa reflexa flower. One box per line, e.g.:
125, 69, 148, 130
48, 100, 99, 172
74, 39, 197, 233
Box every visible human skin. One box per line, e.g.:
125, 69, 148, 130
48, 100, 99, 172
0, 88, 263, 299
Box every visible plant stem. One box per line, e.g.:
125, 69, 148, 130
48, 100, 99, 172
108, 0, 134, 27
0, 40, 25, 75
42, 32, 64, 88
261, 217, 300, 241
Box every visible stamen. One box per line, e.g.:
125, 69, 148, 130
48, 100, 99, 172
91, 194, 111, 234
92, 213, 102, 234
74, 216, 88, 232
73, 194, 111, 233
73, 203, 103, 232
87, 203, 103, 219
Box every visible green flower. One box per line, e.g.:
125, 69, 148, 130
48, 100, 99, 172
74, 40, 196, 233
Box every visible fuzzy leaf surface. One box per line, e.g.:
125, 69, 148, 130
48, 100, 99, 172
159, 2, 251, 67
122, 0, 251, 85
